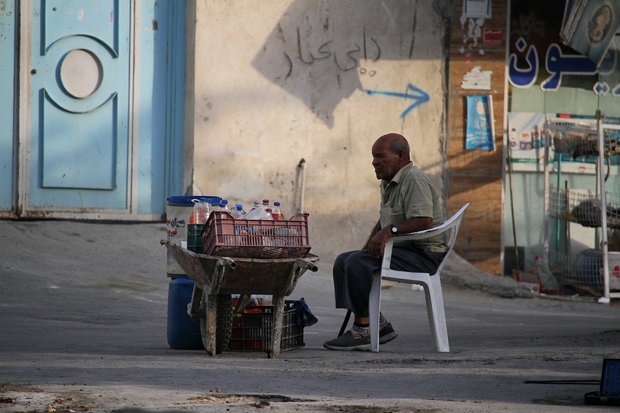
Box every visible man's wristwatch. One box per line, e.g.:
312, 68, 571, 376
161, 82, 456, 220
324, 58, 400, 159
390, 224, 398, 235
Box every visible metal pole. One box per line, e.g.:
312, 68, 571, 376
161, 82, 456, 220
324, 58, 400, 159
596, 110, 610, 302
543, 120, 550, 264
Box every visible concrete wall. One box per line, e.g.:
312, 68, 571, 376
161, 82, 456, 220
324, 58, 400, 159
186, 0, 452, 260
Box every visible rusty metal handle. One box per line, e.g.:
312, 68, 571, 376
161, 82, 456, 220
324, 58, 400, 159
294, 258, 318, 272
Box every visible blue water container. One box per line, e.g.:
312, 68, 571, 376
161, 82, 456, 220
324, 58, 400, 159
167, 275, 203, 349
166, 195, 220, 349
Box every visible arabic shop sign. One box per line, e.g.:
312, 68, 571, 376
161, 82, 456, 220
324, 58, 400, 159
508, 37, 618, 96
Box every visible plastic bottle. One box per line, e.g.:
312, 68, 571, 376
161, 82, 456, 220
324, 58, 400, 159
260, 199, 270, 213
188, 201, 210, 253
241, 207, 259, 220
272, 201, 285, 221
242, 199, 270, 219
212, 201, 230, 214
201, 201, 211, 223
248, 200, 261, 212
231, 203, 245, 219
216, 202, 234, 244
189, 200, 210, 224
260, 200, 271, 219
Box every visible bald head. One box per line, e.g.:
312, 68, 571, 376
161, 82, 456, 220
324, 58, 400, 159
375, 133, 410, 160
371, 133, 411, 181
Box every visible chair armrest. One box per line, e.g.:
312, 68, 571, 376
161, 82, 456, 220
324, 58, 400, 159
388, 224, 453, 244
387, 202, 469, 245
381, 203, 469, 271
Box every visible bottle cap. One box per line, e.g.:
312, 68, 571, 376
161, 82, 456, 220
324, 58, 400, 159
236, 203, 242, 209
222, 199, 228, 205
274, 201, 280, 206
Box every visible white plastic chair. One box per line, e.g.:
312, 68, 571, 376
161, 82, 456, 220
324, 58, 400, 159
369, 203, 470, 353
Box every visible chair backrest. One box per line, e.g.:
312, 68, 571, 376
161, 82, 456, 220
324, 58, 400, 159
382, 203, 469, 276
433, 203, 469, 275
443, 203, 470, 249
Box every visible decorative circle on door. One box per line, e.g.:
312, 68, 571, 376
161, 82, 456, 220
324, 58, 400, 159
59, 49, 103, 98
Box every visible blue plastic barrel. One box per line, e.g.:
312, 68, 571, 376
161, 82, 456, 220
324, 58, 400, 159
575, 249, 603, 289
166, 195, 220, 349
166, 195, 221, 207
167, 275, 203, 349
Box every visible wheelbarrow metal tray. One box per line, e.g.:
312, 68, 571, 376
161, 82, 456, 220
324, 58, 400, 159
163, 241, 318, 295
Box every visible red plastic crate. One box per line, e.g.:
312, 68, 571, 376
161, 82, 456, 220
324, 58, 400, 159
201, 211, 311, 258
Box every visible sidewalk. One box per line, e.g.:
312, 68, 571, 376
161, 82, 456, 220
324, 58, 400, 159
0, 220, 619, 412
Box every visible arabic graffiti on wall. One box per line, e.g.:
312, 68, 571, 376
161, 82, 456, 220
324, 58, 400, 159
283, 25, 383, 77
251, 0, 440, 126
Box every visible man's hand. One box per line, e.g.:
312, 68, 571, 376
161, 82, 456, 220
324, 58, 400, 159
367, 226, 392, 258
365, 217, 432, 258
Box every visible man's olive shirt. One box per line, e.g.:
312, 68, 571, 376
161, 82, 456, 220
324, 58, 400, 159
379, 162, 447, 252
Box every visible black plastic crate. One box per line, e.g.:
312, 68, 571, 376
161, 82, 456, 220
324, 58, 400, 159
229, 301, 304, 353
187, 224, 204, 253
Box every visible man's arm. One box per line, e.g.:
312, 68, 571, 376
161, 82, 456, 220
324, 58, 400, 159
363, 220, 382, 250
366, 216, 432, 258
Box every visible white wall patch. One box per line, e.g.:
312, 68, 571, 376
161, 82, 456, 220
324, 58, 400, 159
461, 66, 492, 90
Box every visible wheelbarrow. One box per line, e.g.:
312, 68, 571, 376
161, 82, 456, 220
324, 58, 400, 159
162, 241, 319, 358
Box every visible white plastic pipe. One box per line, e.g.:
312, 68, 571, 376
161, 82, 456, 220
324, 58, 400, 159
298, 159, 306, 214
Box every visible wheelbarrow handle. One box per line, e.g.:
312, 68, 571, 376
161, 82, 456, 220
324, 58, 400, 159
294, 258, 318, 272
216, 256, 237, 270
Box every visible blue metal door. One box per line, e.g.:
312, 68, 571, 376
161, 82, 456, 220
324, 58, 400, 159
0, 0, 16, 216
26, 0, 131, 214
2, 1, 185, 219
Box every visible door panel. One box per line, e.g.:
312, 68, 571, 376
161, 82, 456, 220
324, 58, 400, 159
137, 0, 186, 215
41, 90, 117, 189
27, 0, 130, 211
0, 0, 15, 214
10, 0, 186, 219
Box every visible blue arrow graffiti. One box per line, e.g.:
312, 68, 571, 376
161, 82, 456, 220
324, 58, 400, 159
366, 84, 429, 118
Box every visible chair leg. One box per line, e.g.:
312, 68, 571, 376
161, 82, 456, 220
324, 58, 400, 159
369, 273, 382, 352
424, 276, 450, 352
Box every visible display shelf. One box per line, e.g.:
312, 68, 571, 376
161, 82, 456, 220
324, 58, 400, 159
543, 113, 618, 299
548, 186, 620, 229
549, 250, 620, 292
549, 121, 620, 158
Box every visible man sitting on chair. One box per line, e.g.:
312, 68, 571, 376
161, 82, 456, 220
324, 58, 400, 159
324, 133, 448, 351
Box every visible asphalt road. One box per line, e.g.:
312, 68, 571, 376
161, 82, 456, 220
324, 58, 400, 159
1, 220, 619, 412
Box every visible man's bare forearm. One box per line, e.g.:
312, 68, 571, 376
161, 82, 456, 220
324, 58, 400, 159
363, 220, 381, 250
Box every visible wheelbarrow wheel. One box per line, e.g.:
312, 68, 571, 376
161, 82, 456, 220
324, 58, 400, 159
200, 294, 233, 354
